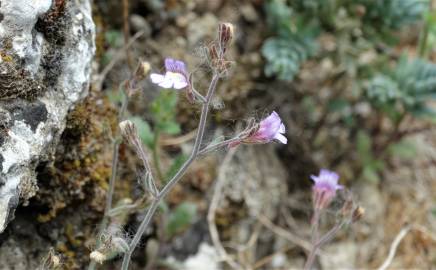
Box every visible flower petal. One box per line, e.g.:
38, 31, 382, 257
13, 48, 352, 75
171, 73, 188, 89
150, 73, 165, 84
274, 133, 287, 144
158, 74, 174, 88
165, 58, 176, 71
278, 123, 285, 134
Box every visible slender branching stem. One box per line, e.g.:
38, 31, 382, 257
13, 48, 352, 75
198, 137, 241, 156
304, 209, 321, 270
121, 73, 220, 270
88, 89, 129, 270
304, 218, 346, 270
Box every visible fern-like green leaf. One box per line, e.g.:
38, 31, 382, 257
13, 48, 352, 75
367, 57, 436, 119
360, 0, 428, 30
262, 0, 318, 81
262, 36, 317, 81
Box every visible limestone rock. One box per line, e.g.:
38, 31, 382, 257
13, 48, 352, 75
0, 0, 95, 232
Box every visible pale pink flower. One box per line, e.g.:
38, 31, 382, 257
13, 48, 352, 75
311, 169, 343, 210
242, 111, 287, 144
150, 58, 189, 89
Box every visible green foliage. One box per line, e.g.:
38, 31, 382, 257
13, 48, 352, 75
367, 57, 436, 119
151, 90, 181, 135
360, 0, 428, 30
105, 30, 123, 48
262, 0, 319, 81
262, 36, 317, 81
165, 202, 197, 237
129, 116, 154, 147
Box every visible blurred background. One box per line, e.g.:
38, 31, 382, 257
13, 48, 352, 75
2, 0, 436, 269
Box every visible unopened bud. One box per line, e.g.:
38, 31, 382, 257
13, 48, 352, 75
119, 120, 137, 144
218, 22, 234, 51
352, 206, 365, 222
134, 61, 151, 81
51, 255, 61, 267
90, 251, 107, 264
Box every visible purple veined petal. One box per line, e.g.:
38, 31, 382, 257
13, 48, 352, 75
165, 58, 187, 75
174, 60, 187, 73
164, 58, 176, 71
150, 73, 165, 84
274, 133, 287, 144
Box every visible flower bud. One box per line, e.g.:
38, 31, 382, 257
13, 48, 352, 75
90, 251, 107, 264
119, 120, 137, 145
134, 61, 151, 81
218, 23, 234, 52
352, 206, 365, 222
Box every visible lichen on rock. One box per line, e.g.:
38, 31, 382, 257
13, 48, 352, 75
0, 0, 95, 232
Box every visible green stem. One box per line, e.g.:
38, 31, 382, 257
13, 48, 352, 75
418, 0, 433, 58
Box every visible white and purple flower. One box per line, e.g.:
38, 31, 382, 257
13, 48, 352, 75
311, 169, 343, 210
150, 58, 189, 89
243, 111, 287, 144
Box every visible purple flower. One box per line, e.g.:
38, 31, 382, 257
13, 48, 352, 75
150, 58, 189, 89
243, 111, 287, 144
311, 169, 343, 210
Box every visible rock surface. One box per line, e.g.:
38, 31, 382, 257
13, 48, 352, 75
0, 0, 95, 232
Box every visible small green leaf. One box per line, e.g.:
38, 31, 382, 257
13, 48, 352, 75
129, 116, 155, 147
105, 30, 123, 48
166, 202, 197, 237
362, 166, 380, 183
106, 89, 123, 104
150, 90, 180, 135
158, 121, 181, 135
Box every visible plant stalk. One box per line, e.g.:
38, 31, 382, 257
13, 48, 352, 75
121, 73, 220, 270
88, 89, 129, 270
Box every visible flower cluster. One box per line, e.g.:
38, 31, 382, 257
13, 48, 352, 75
311, 169, 343, 210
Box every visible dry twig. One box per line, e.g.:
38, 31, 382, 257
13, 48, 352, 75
378, 224, 436, 270
207, 148, 243, 270
257, 214, 312, 252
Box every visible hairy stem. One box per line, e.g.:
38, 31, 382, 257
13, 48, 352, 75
121, 73, 220, 270
198, 137, 241, 156
304, 209, 321, 270
303, 219, 345, 270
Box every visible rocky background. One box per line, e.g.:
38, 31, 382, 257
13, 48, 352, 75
0, 0, 436, 270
